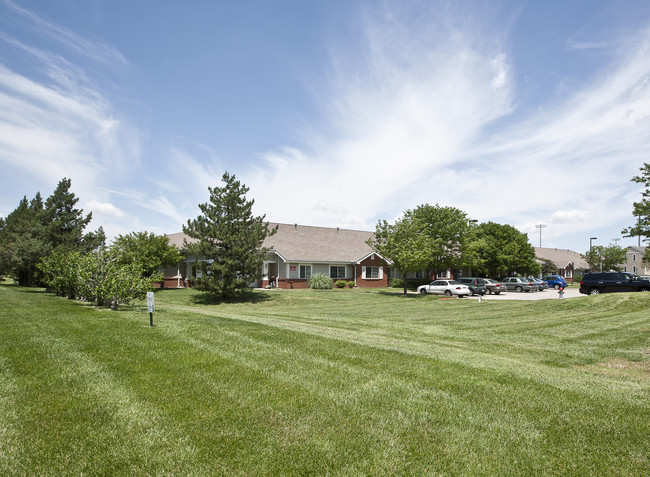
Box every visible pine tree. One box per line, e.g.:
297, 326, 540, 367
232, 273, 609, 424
183, 172, 277, 298
43, 178, 93, 254
0, 194, 49, 286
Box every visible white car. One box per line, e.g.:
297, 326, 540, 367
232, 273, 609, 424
417, 280, 471, 297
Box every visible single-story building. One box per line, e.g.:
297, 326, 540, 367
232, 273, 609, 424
162, 223, 390, 289
534, 247, 590, 282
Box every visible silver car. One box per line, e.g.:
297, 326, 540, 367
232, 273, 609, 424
500, 277, 538, 292
417, 280, 471, 297
529, 277, 549, 291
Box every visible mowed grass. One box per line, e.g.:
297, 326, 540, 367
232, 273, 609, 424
0, 284, 648, 476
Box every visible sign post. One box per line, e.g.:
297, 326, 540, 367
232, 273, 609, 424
147, 291, 155, 326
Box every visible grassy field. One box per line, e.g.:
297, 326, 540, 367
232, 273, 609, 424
0, 283, 648, 476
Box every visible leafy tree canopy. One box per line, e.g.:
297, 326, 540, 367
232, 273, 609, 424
622, 162, 650, 242
368, 216, 432, 295
183, 172, 277, 298
582, 244, 627, 272
112, 231, 183, 277
467, 221, 540, 278
409, 204, 472, 275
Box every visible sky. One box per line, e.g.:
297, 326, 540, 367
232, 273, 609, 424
1, 0, 650, 254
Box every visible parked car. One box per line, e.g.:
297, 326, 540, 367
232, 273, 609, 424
455, 277, 487, 296
484, 278, 504, 295
579, 272, 650, 295
500, 277, 538, 292
528, 277, 549, 291
542, 275, 568, 290
418, 280, 471, 297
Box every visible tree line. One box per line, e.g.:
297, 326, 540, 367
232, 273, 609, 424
3, 164, 649, 303
368, 204, 540, 295
0, 178, 182, 309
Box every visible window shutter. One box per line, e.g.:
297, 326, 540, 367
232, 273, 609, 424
362, 266, 366, 279
378, 267, 383, 279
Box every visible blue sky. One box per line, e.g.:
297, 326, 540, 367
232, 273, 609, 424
1, 0, 650, 254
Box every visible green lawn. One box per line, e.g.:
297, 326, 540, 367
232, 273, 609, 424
0, 283, 648, 476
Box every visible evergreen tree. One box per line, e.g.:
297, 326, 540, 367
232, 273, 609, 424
0, 194, 48, 286
43, 178, 93, 254
0, 178, 104, 286
183, 172, 277, 298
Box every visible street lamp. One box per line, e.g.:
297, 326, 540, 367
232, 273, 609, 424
535, 224, 546, 248
590, 237, 597, 271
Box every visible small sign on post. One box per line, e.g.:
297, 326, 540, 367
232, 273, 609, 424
147, 291, 155, 326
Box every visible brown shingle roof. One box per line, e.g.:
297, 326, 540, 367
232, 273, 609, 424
166, 223, 378, 263
263, 223, 376, 263
534, 247, 589, 270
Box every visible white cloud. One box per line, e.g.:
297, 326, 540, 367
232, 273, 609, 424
242, 5, 650, 253
85, 200, 124, 217
247, 4, 515, 229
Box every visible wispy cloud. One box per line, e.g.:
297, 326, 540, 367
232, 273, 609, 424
1, 0, 128, 69
0, 3, 140, 236
247, 3, 516, 229
244, 4, 650, 249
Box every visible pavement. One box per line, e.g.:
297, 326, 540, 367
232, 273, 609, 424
462, 287, 582, 300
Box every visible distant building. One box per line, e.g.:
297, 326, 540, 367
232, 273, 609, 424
621, 246, 648, 276
534, 247, 590, 282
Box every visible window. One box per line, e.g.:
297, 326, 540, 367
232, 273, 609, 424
361, 267, 384, 280
300, 265, 311, 279
330, 266, 346, 279
633, 254, 636, 261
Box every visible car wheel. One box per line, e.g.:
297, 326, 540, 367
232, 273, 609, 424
495, 292, 500, 295
588, 288, 601, 295
487, 288, 492, 295
444, 290, 452, 297
515, 286, 522, 293
554, 284, 560, 290
420, 288, 427, 294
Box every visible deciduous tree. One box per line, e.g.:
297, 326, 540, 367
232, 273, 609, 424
112, 231, 183, 277
622, 163, 650, 243
468, 222, 540, 278
582, 244, 627, 272
368, 216, 431, 295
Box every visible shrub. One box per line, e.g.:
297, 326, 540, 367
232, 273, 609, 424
335, 280, 347, 288
308, 273, 333, 289
348, 281, 355, 288
391, 278, 404, 289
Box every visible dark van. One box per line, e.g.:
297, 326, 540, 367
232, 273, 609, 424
579, 272, 650, 295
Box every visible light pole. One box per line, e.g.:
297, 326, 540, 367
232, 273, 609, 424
535, 224, 546, 248
590, 237, 597, 271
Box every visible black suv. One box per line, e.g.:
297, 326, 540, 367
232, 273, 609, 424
579, 272, 650, 295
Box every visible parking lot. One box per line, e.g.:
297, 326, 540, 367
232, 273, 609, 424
464, 287, 582, 300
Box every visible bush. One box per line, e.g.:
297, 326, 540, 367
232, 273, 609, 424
335, 280, 347, 288
348, 281, 355, 288
308, 273, 333, 289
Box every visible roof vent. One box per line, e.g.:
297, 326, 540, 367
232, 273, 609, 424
294, 223, 297, 231
337, 227, 340, 236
